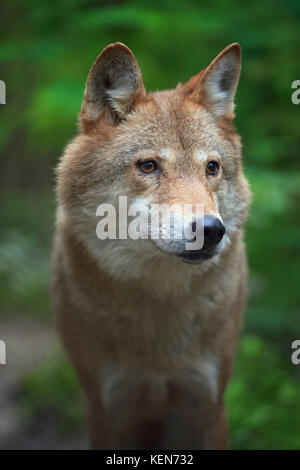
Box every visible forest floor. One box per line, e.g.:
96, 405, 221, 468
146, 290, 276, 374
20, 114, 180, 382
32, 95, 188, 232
0, 318, 88, 449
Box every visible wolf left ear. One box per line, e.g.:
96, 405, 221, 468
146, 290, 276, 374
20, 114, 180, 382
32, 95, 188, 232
187, 43, 241, 119
80, 42, 146, 130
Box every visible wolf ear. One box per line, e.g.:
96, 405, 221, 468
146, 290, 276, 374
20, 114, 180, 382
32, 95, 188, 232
187, 43, 241, 119
80, 42, 146, 130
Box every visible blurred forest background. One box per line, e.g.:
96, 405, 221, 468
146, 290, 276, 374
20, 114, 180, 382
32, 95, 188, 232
0, 0, 300, 449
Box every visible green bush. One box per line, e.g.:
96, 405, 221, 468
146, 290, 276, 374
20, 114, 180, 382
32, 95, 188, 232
227, 335, 300, 449
20, 349, 84, 432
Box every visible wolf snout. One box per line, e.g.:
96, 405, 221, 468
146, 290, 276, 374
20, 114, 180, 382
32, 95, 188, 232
177, 216, 225, 263
200, 215, 225, 248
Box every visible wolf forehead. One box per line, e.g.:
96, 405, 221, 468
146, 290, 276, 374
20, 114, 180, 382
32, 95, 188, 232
109, 93, 239, 156
61, 98, 240, 196
79, 95, 240, 175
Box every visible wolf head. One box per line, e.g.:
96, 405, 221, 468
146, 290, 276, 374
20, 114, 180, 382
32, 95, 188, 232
57, 42, 250, 286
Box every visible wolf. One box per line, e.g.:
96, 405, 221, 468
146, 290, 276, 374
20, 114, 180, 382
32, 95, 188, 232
52, 42, 251, 449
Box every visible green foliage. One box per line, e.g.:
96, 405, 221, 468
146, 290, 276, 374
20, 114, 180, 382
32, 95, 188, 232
20, 349, 84, 432
0, 232, 49, 316
0, 192, 54, 316
246, 170, 300, 339
227, 335, 300, 449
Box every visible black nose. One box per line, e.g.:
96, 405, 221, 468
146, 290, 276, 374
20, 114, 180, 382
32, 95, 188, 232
203, 215, 225, 249
177, 216, 225, 263
191, 215, 225, 250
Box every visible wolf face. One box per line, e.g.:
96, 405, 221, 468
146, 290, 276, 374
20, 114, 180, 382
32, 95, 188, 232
56, 43, 250, 284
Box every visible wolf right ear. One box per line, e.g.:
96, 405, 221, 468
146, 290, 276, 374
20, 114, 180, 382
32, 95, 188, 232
185, 43, 241, 120
80, 43, 146, 130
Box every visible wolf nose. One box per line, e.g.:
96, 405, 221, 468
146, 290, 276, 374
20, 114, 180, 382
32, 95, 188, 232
192, 216, 225, 249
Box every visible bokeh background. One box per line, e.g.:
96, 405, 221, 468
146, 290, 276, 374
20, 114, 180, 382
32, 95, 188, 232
0, 0, 299, 449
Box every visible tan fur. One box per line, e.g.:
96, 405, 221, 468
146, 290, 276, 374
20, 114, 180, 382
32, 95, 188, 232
52, 42, 251, 449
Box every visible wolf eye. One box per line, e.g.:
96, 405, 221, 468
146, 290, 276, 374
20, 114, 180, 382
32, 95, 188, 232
138, 160, 157, 174
206, 160, 219, 176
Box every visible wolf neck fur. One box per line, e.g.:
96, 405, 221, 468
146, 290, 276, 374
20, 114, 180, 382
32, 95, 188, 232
60, 220, 238, 302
